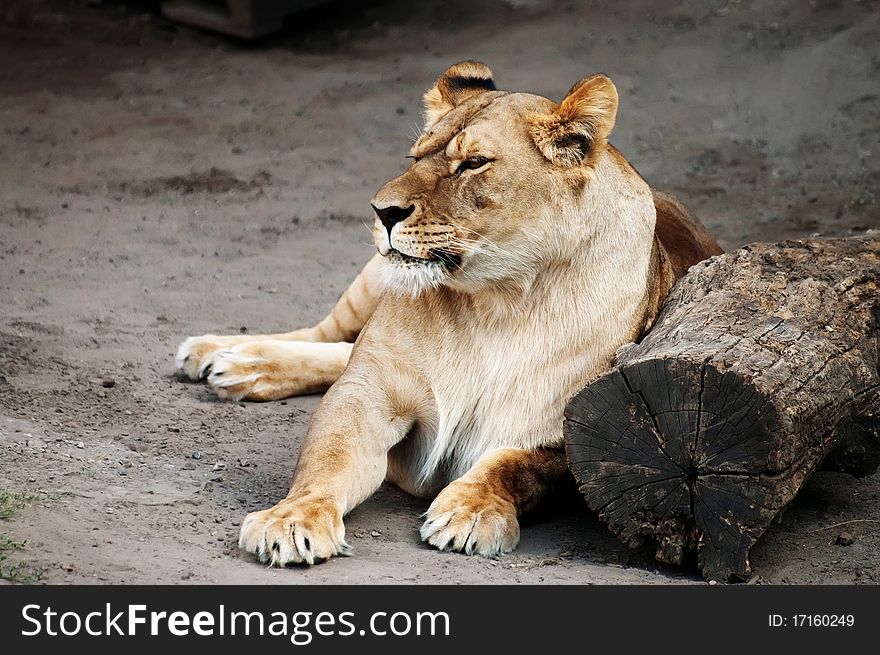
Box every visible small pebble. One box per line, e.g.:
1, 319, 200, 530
836, 531, 854, 546
212, 461, 227, 472
101, 378, 115, 388
192, 451, 202, 460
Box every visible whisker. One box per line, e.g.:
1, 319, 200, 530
446, 224, 533, 271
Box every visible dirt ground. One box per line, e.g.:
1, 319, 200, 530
1, 0, 878, 585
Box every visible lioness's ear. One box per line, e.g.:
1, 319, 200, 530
422, 60, 496, 129
529, 74, 618, 167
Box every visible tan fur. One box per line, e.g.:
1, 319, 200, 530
175, 62, 722, 565
653, 189, 724, 277
529, 74, 618, 167
421, 60, 496, 129
174, 254, 382, 398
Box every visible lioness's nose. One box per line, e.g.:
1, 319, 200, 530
371, 203, 415, 232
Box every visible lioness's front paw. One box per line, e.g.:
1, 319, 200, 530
239, 498, 351, 566
175, 335, 247, 380
420, 480, 520, 556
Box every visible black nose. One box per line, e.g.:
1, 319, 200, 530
372, 204, 415, 232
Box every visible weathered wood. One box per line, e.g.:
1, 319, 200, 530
162, 0, 330, 39
564, 236, 880, 581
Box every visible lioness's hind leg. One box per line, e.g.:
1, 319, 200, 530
174, 254, 383, 384
205, 340, 353, 401
421, 448, 568, 556
175, 330, 317, 381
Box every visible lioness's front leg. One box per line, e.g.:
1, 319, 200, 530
239, 372, 413, 565
420, 448, 569, 556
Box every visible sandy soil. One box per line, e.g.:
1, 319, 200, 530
0, 0, 878, 584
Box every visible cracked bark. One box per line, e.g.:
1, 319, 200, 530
564, 236, 880, 581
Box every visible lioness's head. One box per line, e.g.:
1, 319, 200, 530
372, 61, 652, 297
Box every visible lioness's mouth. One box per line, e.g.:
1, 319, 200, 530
429, 249, 462, 270
386, 248, 462, 271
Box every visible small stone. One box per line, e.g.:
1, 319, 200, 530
181, 571, 194, 580
836, 531, 854, 546
238, 458, 250, 467
96, 389, 106, 399
370, 530, 381, 538
708, 580, 718, 585
76, 441, 84, 449
212, 461, 227, 472
100, 378, 116, 388
192, 451, 202, 460
106, 507, 114, 514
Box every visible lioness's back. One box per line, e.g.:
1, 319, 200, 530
653, 190, 723, 278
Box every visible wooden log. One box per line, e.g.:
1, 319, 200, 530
161, 0, 330, 39
564, 236, 880, 581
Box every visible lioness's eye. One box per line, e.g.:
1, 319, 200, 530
454, 156, 491, 176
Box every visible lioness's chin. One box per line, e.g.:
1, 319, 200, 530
380, 252, 448, 297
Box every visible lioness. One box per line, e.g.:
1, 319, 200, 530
176, 61, 721, 565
